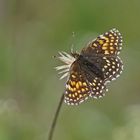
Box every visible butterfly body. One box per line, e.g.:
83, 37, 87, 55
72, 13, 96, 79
73, 54, 104, 80
56, 28, 123, 105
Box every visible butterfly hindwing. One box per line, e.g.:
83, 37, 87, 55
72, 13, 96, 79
102, 56, 123, 82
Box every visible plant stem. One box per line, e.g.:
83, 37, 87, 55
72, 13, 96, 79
48, 93, 64, 140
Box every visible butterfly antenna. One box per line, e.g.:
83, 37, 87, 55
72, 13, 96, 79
70, 31, 76, 53
70, 31, 80, 57
48, 93, 64, 140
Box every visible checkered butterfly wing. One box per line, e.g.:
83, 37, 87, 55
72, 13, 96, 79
81, 28, 123, 56
64, 60, 106, 105
81, 28, 123, 82
101, 56, 123, 82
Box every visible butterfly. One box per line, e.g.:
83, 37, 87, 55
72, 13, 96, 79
56, 28, 123, 105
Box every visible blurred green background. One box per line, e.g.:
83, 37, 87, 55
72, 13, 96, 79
0, 0, 140, 140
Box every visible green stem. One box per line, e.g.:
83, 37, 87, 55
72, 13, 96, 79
48, 94, 64, 140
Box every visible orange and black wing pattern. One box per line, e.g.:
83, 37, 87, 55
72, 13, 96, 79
64, 60, 106, 105
81, 28, 123, 56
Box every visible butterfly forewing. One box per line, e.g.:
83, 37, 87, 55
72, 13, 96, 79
81, 28, 123, 56
64, 61, 90, 105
